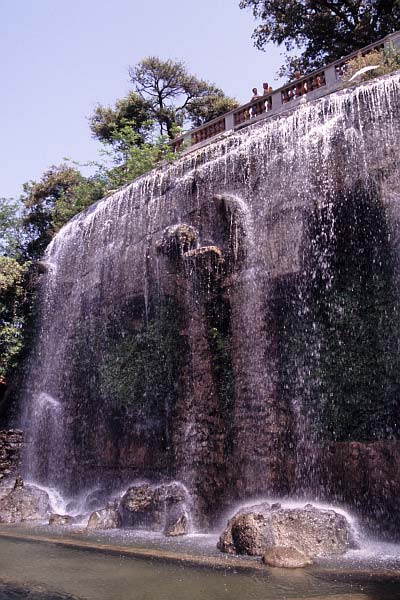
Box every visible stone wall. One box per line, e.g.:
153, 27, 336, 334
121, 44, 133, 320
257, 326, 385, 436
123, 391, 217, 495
0, 430, 23, 483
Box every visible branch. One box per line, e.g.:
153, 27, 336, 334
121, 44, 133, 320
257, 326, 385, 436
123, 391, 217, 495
314, 0, 359, 29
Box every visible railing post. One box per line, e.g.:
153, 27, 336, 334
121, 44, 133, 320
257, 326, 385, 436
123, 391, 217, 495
270, 90, 281, 111
183, 132, 191, 150
225, 112, 235, 132
324, 64, 338, 86
387, 31, 400, 50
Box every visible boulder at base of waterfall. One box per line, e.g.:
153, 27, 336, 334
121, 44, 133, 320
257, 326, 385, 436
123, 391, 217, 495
262, 546, 313, 568
86, 507, 122, 529
0, 478, 50, 523
164, 496, 189, 537
120, 482, 190, 535
49, 513, 75, 526
218, 503, 357, 557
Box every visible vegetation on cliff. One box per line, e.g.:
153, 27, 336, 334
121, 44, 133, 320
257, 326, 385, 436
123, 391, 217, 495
240, 0, 400, 76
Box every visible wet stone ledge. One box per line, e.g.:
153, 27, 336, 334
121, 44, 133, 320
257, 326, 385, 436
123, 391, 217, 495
0, 429, 24, 482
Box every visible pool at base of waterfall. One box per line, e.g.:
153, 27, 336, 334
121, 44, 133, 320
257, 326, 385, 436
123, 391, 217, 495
0, 535, 399, 600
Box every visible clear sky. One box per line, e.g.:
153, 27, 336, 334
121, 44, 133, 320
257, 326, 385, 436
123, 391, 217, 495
0, 0, 284, 199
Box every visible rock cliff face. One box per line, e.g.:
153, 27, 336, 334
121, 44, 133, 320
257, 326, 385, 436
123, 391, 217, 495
0, 430, 23, 483
20, 73, 400, 534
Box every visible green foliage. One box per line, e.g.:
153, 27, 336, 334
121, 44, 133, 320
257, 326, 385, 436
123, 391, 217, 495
278, 181, 400, 442
343, 43, 400, 83
187, 95, 239, 128
21, 164, 106, 259
0, 257, 30, 380
240, 0, 400, 77
89, 92, 153, 146
85, 123, 177, 190
99, 302, 180, 415
128, 56, 238, 138
0, 198, 21, 257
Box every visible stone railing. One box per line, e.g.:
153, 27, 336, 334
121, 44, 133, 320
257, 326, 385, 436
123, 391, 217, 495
171, 31, 400, 154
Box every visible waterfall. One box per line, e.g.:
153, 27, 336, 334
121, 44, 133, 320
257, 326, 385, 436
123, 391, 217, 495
20, 73, 400, 533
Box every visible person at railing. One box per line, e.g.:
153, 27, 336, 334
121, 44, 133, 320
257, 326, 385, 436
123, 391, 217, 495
250, 87, 261, 101
293, 71, 306, 97
262, 82, 273, 111
263, 82, 273, 94
249, 87, 262, 117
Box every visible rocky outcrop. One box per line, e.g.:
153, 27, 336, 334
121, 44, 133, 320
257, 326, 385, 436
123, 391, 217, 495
164, 494, 189, 537
120, 482, 190, 535
0, 430, 23, 482
49, 513, 75, 526
156, 224, 198, 258
0, 478, 50, 523
218, 503, 356, 557
87, 506, 122, 530
262, 547, 313, 568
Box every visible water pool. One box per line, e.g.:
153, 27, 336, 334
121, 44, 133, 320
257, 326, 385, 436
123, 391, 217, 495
0, 535, 399, 600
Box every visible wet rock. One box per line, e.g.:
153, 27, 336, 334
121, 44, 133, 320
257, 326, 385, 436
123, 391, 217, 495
164, 496, 189, 537
0, 479, 50, 523
49, 513, 74, 526
36, 260, 51, 274
87, 507, 122, 530
164, 512, 188, 537
183, 246, 224, 275
121, 482, 190, 535
0, 430, 24, 482
13, 475, 24, 490
156, 224, 198, 258
262, 546, 313, 568
120, 483, 164, 529
218, 503, 356, 557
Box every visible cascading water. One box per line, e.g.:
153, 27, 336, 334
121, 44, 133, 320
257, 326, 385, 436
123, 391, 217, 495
20, 72, 400, 534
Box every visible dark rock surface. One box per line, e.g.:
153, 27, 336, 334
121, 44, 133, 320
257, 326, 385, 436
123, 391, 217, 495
0, 478, 50, 523
321, 441, 400, 538
121, 482, 190, 534
0, 430, 23, 482
262, 546, 313, 568
218, 503, 356, 557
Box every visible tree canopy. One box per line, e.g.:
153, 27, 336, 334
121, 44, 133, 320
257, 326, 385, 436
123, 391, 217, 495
89, 92, 152, 147
240, 0, 400, 75
128, 57, 238, 138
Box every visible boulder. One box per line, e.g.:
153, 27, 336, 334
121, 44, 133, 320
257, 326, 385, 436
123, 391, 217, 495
218, 503, 357, 557
262, 546, 313, 568
120, 481, 190, 535
49, 513, 75, 526
0, 478, 50, 523
164, 497, 189, 537
87, 507, 122, 530
120, 483, 164, 529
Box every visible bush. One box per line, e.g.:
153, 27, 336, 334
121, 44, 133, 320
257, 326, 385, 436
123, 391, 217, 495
343, 43, 400, 84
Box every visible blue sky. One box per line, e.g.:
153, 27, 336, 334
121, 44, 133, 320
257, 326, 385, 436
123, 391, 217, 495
0, 0, 284, 199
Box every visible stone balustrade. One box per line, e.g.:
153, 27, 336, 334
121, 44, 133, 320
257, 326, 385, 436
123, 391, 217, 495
171, 31, 400, 154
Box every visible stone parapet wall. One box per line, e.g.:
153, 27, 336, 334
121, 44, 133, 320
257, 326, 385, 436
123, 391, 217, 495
0, 430, 23, 482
